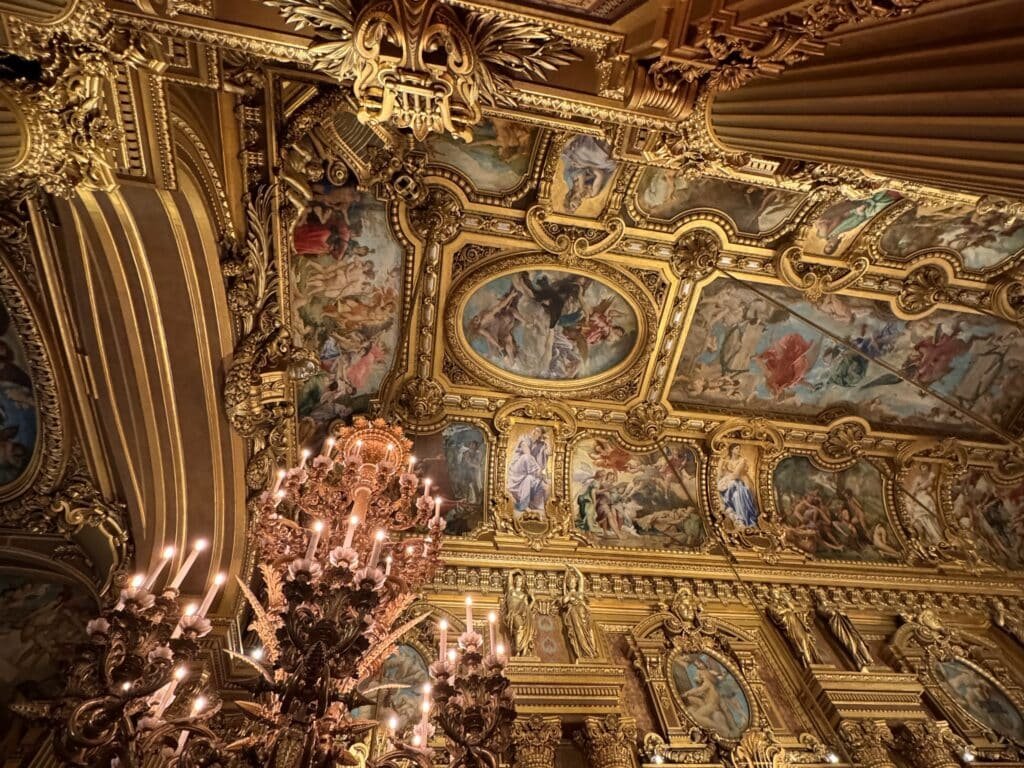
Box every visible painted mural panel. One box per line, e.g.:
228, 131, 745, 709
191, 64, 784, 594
635, 170, 803, 233
0, 302, 36, 487
803, 190, 902, 256
670, 279, 1024, 436
571, 437, 705, 549
933, 659, 1024, 744
426, 118, 538, 193
670, 652, 750, 740
506, 425, 553, 519
0, 574, 93, 710
353, 644, 429, 736
462, 270, 638, 381
774, 457, 901, 562
411, 424, 487, 535
879, 200, 1024, 271
948, 470, 1024, 569
899, 462, 948, 548
291, 181, 404, 445
717, 444, 761, 529
551, 135, 618, 217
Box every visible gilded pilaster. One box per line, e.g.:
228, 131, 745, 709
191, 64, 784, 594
574, 714, 638, 768
512, 715, 560, 768
838, 720, 897, 768
895, 721, 965, 768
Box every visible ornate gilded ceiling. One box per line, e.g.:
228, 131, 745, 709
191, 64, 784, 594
2, 0, 1024, 763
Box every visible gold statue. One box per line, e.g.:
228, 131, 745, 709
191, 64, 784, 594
815, 590, 873, 671
767, 589, 822, 667
502, 569, 537, 657
558, 566, 599, 660
992, 599, 1024, 648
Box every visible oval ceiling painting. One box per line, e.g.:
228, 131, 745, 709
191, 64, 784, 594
0, 301, 36, 487
461, 270, 639, 381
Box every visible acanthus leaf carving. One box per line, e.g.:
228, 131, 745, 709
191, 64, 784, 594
670, 228, 721, 282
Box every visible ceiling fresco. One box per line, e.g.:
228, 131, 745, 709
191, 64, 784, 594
290, 179, 408, 446
273, 104, 1024, 574
670, 279, 1024, 438
461, 269, 639, 381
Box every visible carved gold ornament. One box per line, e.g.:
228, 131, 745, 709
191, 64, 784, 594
267, 0, 579, 141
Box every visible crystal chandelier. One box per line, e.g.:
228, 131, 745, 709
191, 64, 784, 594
21, 417, 515, 768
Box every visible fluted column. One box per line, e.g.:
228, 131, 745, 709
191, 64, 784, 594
895, 721, 964, 768
709, 0, 1024, 197
838, 719, 898, 768
574, 714, 638, 768
512, 715, 561, 768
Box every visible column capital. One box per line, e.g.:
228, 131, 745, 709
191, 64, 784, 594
512, 715, 560, 768
574, 714, 638, 768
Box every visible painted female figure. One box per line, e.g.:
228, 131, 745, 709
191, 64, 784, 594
717, 445, 759, 528
560, 135, 616, 213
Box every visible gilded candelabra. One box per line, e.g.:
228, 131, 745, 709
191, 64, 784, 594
23, 417, 515, 768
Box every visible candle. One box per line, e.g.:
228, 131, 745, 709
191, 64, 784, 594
419, 698, 430, 729
438, 619, 448, 658
299, 448, 311, 469
343, 514, 359, 549
169, 540, 208, 590
171, 603, 197, 639
272, 468, 286, 494
388, 715, 398, 735
386, 443, 395, 465
174, 696, 207, 754
130, 573, 145, 589
354, 439, 363, 462
447, 648, 457, 664
496, 642, 505, 659
487, 611, 497, 651
144, 546, 175, 589
306, 520, 324, 560
384, 555, 393, 577
153, 665, 188, 718
422, 477, 431, 498
465, 596, 473, 630
433, 495, 442, 521
197, 573, 226, 618
320, 437, 335, 457
368, 530, 385, 569
408, 455, 416, 472
273, 489, 285, 508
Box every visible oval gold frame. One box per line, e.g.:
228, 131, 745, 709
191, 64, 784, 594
446, 253, 656, 399
665, 646, 757, 746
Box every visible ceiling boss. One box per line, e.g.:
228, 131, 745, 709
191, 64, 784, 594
267, 0, 581, 141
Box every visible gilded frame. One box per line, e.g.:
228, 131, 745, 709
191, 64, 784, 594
444, 251, 659, 400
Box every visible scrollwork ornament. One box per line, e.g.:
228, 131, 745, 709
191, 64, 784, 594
776, 245, 869, 304
670, 228, 721, 282
396, 377, 445, 424
408, 187, 462, 245
896, 264, 954, 316
525, 205, 625, 262
815, 418, 871, 469
731, 727, 788, 768
624, 402, 667, 443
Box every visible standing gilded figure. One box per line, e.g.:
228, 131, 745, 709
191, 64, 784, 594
502, 569, 537, 657
558, 566, 599, 660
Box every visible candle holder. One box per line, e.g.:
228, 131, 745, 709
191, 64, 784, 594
429, 629, 516, 768
19, 417, 469, 768
13, 552, 218, 766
